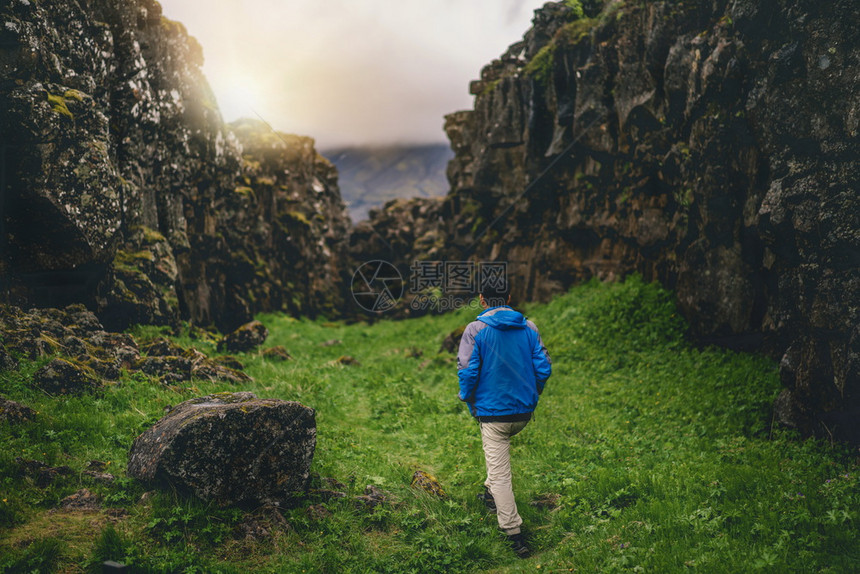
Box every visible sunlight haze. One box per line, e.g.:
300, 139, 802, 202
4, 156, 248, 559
157, 0, 548, 148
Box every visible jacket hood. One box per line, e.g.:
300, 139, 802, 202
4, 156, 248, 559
477, 306, 527, 330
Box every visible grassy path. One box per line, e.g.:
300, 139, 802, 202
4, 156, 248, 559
1, 277, 858, 572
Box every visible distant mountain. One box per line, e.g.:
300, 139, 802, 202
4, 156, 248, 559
324, 144, 453, 222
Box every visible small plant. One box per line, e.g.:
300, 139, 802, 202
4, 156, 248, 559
146, 493, 242, 547
0, 537, 65, 574
46, 93, 74, 120
89, 524, 131, 569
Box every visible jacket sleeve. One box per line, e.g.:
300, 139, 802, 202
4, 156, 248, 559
529, 322, 552, 394
457, 323, 481, 401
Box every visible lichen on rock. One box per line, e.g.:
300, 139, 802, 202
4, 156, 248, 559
127, 392, 316, 506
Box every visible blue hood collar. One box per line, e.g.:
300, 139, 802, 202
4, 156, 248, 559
477, 306, 527, 330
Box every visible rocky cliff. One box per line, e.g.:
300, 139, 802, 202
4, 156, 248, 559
0, 0, 350, 331
353, 0, 859, 441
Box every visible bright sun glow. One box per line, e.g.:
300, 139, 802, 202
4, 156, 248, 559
212, 77, 265, 121
158, 0, 549, 147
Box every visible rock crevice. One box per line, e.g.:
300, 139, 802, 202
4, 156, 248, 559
353, 0, 859, 441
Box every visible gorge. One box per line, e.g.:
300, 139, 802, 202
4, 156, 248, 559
1, 0, 858, 442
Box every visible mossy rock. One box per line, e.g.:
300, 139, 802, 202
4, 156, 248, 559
0, 397, 36, 424
114, 249, 154, 273
136, 356, 193, 384
32, 358, 102, 395
185, 349, 251, 384
0, 344, 18, 371
141, 336, 186, 357
212, 354, 245, 370
218, 321, 269, 353
131, 225, 167, 246
127, 392, 316, 506
262, 346, 292, 362
411, 470, 447, 498
336, 355, 361, 367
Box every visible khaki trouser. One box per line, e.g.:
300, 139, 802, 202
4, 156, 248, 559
480, 420, 529, 535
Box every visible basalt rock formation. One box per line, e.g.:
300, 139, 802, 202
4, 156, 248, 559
0, 0, 350, 332
0, 302, 251, 387
128, 392, 317, 506
354, 1, 859, 441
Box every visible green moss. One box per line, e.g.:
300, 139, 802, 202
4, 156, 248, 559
459, 199, 481, 219
63, 89, 85, 103
203, 392, 252, 405
564, 0, 586, 19
113, 250, 153, 277
480, 79, 501, 96
524, 42, 556, 86
674, 187, 694, 208
140, 226, 167, 245
470, 216, 486, 236
115, 250, 153, 266
253, 256, 270, 279
234, 186, 256, 199
230, 249, 255, 268
158, 285, 180, 310
600, 0, 626, 22
285, 211, 311, 227
47, 93, 74, 120
523, 3, 596, 88
558, 17, 596, 45
242, 157, 262, 172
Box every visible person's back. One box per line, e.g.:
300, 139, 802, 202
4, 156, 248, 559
458, 306, 550, 419
457, 287, 551, 558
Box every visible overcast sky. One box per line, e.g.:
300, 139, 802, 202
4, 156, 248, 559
158, 0, 549, 149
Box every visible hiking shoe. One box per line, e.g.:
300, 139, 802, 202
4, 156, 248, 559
507, 532, 530, 558
477, 487, 497, 514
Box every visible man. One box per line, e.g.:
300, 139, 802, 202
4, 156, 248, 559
457, 282, 552, 558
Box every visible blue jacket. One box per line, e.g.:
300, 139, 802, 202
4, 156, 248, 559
457, 306, 552, 418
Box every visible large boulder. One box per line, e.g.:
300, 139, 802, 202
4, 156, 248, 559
127, 392, 316, 506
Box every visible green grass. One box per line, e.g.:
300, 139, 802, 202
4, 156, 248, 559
1, 276, 857, 572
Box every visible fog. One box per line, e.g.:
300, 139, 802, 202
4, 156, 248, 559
158, 0, 548, 148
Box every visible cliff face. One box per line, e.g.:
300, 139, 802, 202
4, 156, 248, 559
0, 0, 350, 331
355, 0, 859, 440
